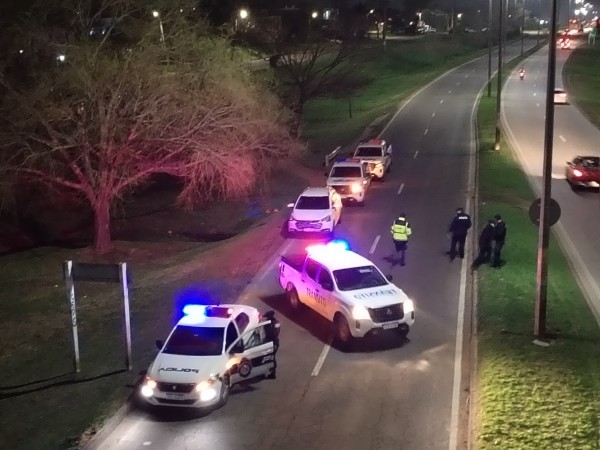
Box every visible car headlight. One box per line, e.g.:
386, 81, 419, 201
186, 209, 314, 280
195, 374, 219, 392
320, 215, 332, 222
199, 387, 218, 402
141, 376, 156, 397
351, 183, 362, 194
352, 305, 371, 320
404, 299, 415, 313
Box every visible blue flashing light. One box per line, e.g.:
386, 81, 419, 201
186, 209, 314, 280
328, 239, 350, 251
183, 304, 207, 317
306, 239, 350, 254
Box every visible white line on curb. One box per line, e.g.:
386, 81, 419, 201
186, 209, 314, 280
369, 235, 381, 254
311, 343, 331, 376
397, 182, 405, 195
559, 135, 566, 142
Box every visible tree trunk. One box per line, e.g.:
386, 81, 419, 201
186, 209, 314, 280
93, 196, 112, 254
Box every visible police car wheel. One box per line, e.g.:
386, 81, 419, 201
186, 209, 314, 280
334, 315, 352, 344
287, 287, 302, 310
218, 375, 231, 406
358, 201, 365, 207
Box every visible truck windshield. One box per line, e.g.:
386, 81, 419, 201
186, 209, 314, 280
333, 266, 388, 291
355, 147, 382, 157
330, 167, 362, 178
296, 196, 329, 210
163, 325, 224, 356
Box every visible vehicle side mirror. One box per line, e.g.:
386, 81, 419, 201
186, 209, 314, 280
155, 340, 164, 350
287, 203, 295, 208
386, 275, 393, 281
321, 281, 334, 291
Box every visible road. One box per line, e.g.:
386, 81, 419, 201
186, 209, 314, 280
502, 43, 600, 323
95, 40, 537, 450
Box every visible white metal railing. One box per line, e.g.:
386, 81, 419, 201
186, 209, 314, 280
324, 146, 342, 167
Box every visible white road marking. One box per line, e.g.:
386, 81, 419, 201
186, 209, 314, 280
533, 92, 537, 96
457, 82, 461, 86
413, 150, 419, 159
536, 103, 540, 107
533, 84, 536, 87
424, 128, 429, 135
432, 112, 436, 118
397, 182, 405, 195
465, 74, 469, 78
559, 135, 566, 142
369, 235, 381, 254
448, 90, 452, 94
440, 99, 444, 104
311, 343, 331, 376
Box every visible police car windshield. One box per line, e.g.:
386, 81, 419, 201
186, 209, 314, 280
163, 325, 224, 356
296, 196, 329, 210
333, 266, 388, 291
330, 166, 361, 178
355, 147, 382, 157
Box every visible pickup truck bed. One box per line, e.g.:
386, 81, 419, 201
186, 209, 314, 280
280, 254, 306, 273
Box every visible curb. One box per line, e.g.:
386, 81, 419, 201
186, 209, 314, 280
82, 397, 133, 450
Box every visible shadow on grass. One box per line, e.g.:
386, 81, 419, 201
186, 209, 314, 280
0, 369, 128, 400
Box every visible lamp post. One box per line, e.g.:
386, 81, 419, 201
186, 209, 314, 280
152, 10, 168, 63
494, 0, 505, 151
235, 8, 249, 32
488, 0, 493, 97
521, 0, 526, 55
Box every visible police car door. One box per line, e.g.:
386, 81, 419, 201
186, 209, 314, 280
316, 266, 336, 320
227, 322, 275, 385
302, 258, 322, 311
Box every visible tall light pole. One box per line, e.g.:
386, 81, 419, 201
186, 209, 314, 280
534, 0, 559, 339
494, 0, 505, 151
521, 0, 526, 55
488, 0, 493, 97
152, 11, 168, 63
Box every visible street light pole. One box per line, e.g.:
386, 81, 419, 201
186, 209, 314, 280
534, 0, 558, 339
488, 0, 493, 97
152, 11, 168, 63
521, 0, 526, 55
494, 0, 504, 150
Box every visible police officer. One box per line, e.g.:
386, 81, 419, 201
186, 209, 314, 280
448, 207, 472, 261
472, 219, 495, 269
491, 214, 507, 268
390, 213, 412, 266
262, 311, 280, 379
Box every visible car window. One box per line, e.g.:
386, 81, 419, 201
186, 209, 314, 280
355, 146, 382, 157
333, 265, 389, 291
330, 166, 361, 178
296, 195, 330, 210
163, 325, 224, 356
234, 312, 250, 334
318, 268, 334, 289
243, 325, 267, 350
225, 323, 238, 349
305, 258, 320, 282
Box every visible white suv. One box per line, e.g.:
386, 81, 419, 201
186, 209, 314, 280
326, 159, 371, 206
287, 187, 342, 237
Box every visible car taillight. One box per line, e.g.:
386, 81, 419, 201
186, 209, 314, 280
573, 169, 583, 177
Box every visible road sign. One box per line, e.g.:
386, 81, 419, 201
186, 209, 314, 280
528, 198, 561, 226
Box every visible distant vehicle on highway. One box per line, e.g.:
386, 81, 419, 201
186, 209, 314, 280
557, 37, 571, 49
565, 156, 600, 190
286, 186, 342, 238
140, 304, 277, 409
278, 241, 415, 347
554, 88, 568, 105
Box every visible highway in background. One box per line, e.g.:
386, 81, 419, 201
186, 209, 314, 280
96, 39, 537, 450
502, 42, 600, 323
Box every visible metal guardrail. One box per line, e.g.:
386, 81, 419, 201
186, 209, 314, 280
324, 146, 342, 167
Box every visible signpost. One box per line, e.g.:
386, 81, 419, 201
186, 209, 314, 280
63, 261, 133, 372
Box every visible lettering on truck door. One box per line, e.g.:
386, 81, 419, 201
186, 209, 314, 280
303, 258, 323, 313
317, 267, 336, 320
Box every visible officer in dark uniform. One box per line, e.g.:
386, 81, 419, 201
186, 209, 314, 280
491, 214, 507, 268
472, 219, 495, 269
262, 311, 280, 379
448, 207, 472, 261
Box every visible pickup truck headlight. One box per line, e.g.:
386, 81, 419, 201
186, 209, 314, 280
404, 299, 414, 313
320, 215, 332, 223
352, 305, 371, 320
351, 183, 363, 194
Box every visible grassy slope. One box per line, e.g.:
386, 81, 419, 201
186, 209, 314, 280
563, 44, 600, 128
0, 34, 492, 450
476, 49, 600, 449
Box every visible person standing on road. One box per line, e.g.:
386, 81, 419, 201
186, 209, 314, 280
472, 219, 495, 269
262, 310, 280, 379
448, 207, 472, 261
491, 214, 507, 268
390, 213, 412, 266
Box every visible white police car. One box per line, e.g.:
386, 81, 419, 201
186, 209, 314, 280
140, 304, 277, 409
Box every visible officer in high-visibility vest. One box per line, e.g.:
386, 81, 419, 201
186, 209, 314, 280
390, 213, 412, 266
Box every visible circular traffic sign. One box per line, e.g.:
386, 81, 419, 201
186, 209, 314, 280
528, 198, 561, 226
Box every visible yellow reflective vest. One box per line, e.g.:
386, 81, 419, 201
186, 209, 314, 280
390, 218, 412, 241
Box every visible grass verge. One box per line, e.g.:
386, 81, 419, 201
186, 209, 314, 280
1, 34, 494, 450
475, 48, 600, 449
563, 44, 600, 129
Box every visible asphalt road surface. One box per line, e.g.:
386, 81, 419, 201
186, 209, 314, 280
95, 40, 537, 450
502, 41, 600, 322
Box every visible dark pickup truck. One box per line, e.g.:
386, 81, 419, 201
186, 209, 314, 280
565, 156, 600, 190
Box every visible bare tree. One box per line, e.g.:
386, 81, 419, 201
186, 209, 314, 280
0, 12, 302, 253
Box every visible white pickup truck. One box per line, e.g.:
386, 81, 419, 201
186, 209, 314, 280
278, 241, 415, 347
352, 139, 392, 181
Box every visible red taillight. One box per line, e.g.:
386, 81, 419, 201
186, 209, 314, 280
573, 169, 583, 177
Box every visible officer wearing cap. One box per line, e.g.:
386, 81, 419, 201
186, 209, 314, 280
448, 207, 472, 261
390, 213, 412, 266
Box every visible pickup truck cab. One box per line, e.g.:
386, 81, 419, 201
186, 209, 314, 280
278, 241, 415, 347
566, 156, 600, 190
352, 139, 392, 181
326, 158, 371, 206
